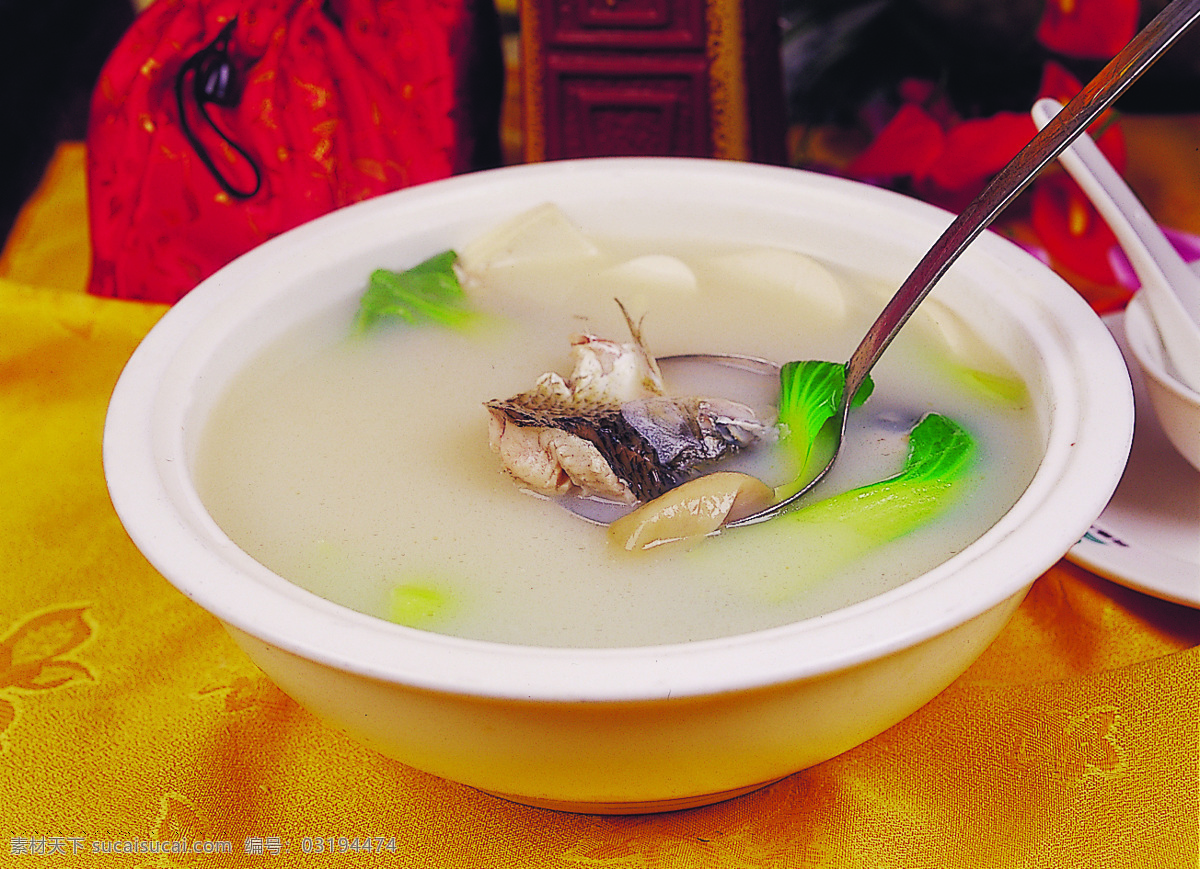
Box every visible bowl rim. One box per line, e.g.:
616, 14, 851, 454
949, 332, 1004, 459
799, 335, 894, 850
103, 157, 1134, 703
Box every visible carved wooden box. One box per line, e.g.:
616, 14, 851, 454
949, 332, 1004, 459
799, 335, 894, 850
520, 0, 785, 163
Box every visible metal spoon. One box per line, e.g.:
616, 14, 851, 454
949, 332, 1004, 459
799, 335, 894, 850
726, 0, 1200, 528
565, 0, 1200, 528
1031, 96, 1200, 393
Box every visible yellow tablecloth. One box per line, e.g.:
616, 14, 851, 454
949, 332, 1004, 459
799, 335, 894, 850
1, 142, 1197, 868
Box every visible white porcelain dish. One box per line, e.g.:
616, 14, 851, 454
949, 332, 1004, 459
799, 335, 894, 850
1068, 309, 1200, 608
103, 158, 1134, 813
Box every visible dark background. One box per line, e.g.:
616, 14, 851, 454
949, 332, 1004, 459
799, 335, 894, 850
3, 0, 1199, 249
0, 0, 133, 245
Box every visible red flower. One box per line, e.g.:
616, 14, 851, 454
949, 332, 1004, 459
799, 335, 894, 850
829, 2, 1153, 312
1036, 0, 1140, 59
844, 102, 944, 181
843, 56, 1139, 309
846, 88, 1035, 211
1030, 172, 1123, 285
926, 113, 1038, 192
1026, 60, 1128, 289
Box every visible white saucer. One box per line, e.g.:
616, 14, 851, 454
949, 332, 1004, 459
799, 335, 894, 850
1066, 312, 1200, 608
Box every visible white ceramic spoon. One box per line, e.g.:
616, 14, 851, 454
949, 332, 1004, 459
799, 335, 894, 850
1032, 97, 1200, 393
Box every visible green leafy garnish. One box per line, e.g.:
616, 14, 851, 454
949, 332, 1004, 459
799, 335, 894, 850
387, 581, 458, 628
353, 250, 475, 333
777, 360, 875, 474
789, 412, 975, 544
956, 365, 1028, 406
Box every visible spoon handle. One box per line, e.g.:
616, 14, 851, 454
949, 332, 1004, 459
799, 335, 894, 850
843, 0, 1200, 397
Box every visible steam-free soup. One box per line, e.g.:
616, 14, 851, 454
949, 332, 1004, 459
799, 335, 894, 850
195, 208, 1042, 647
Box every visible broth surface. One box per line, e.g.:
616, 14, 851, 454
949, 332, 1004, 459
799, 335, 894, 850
195, 226, 1041, 647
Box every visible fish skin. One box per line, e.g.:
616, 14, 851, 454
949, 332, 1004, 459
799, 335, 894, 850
485, 308, 769, 503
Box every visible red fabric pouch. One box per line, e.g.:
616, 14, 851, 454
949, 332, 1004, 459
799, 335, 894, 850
86, 0, 501, 303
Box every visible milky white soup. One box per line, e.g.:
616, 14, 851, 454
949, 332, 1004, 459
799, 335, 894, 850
195, 206, 1042, 647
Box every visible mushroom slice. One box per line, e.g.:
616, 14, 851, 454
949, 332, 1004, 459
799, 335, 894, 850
608, 472, 774, 551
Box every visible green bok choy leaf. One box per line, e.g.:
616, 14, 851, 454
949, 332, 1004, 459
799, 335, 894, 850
353, 250, 475, 334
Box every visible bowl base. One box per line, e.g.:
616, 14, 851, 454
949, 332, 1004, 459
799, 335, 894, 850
479, 776, 786, 815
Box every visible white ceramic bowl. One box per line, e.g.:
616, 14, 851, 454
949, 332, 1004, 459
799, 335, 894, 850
1124, 292, 1200, 471
103, 158, 1133, 814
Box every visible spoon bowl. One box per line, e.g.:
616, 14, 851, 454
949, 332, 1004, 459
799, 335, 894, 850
1124, 293, 1200, 470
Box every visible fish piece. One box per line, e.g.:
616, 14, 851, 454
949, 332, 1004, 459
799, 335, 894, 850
486, 304, 770, 504
486, 412, 634, 501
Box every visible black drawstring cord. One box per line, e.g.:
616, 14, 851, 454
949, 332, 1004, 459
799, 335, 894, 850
174, 18, 263, 199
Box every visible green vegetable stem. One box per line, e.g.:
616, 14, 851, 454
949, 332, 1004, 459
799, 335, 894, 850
387, 581, 458, 628
726, 411, 977, 603
789, 412, 976, 544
